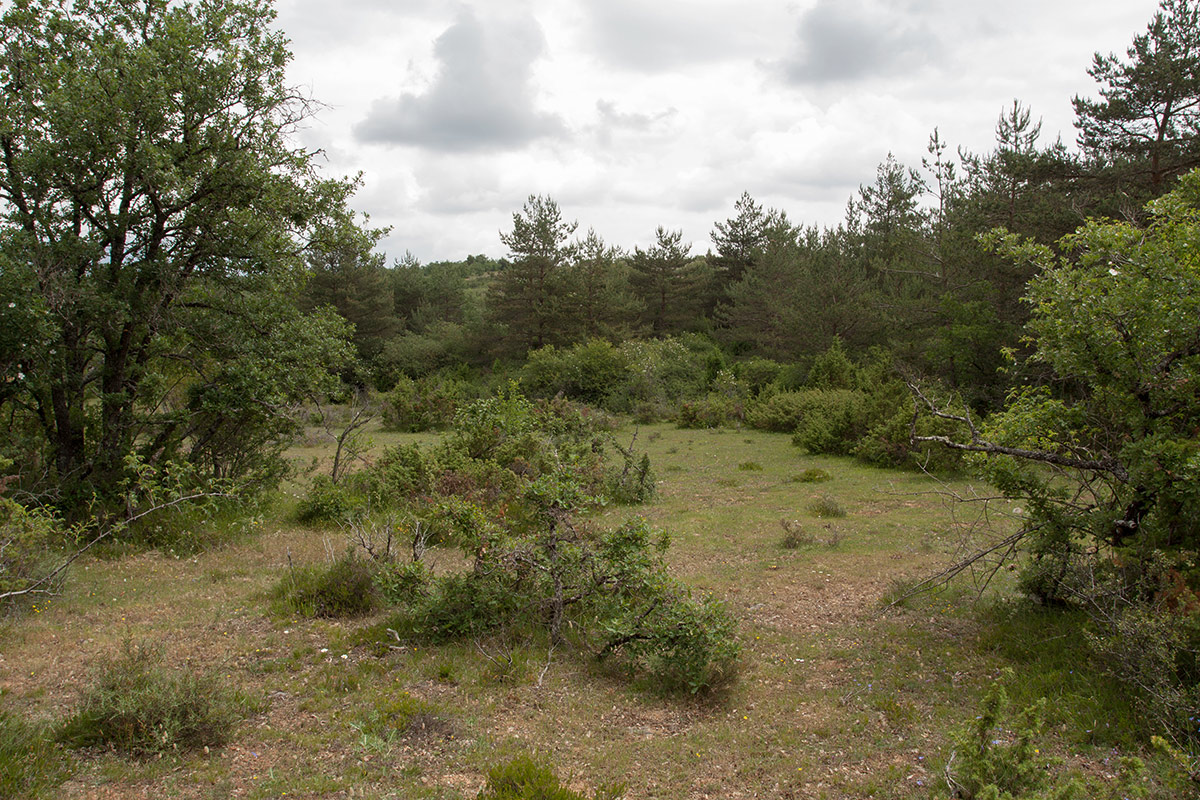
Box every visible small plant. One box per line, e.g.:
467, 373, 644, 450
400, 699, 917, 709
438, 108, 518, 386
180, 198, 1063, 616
271, 553, 378, 618
356, 693, 453, 744
779, 519, 815, 549
737, 461, 763, 472
0, 708, 69, 798
790, 468, 831, 483
478, 754, 624, 800
57, 641, 240, 757
806, 495, 846, 518
946, 670, 1058, 800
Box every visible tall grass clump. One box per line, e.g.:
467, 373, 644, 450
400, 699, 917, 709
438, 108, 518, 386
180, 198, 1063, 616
478, 754, 624, 800
0, 709, 69, 798
58, 641, 241, 756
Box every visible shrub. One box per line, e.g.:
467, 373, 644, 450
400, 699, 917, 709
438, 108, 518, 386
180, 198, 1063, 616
806, 495, 846, 518
677, 394, 738, 429
478, 755, 624, 800
373, 560, 429, 606
0, 497, 63, 602
0, 709, 68, 798
381, 374, 469, 432
790, 468, 831, 483
601, 586, 740, 695
295, 474, 357, 524
790, 390, 872, 455
521, 339, 630, 407
946, 671, 1059, 800
270, 553, 378, 618
57, 641, 240, 757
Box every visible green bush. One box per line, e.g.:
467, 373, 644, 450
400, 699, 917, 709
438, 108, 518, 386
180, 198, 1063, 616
677, 394, 737, 429
0, 497, 63, 601
947, 672, 1059, 800
521, 339, 630, 407
381, 374, 469, 432
791, 468, 831, 483
295, 474, 357, 524
602, 586, 740, 695
478, 755, 624, 800
270, 553, 378, 618
806, 495, 846, 518
0, 709, 68, 798
373, 560, 429, 606
57, 641, 240, 757
790, 389, 872, 455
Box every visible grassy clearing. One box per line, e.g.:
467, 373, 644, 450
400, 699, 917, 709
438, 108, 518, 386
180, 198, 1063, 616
0, 422, 1183, 798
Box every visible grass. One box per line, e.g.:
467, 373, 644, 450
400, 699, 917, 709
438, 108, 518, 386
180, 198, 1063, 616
0, 421, 1186, 797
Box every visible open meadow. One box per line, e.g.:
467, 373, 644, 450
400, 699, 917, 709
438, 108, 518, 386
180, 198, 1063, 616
0, 421, 1169, 800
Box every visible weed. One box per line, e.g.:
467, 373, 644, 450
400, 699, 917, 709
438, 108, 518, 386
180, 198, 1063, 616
0, 708, 69, 798
57, 641, 240, 757
806, 495, 846, 518
357, 693, 454, 744
737, 461, 763, 472
478, 754, 624, 800
779, 519, 815, 549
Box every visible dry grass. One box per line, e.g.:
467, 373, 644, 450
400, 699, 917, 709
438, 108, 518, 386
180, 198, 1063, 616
0, 423, 1168, 798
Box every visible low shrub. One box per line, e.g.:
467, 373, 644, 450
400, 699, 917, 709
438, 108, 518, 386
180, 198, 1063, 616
57, 641, 240, 757
381, 374, 469, 432
0, 709, 68, 798
0, 497, 63, 603
372, 560, 429, 606
946, 671, 1059, 800
295, 474, 357, 524
270, 553, 378, 618
478, 755, 624, 800
806, 495, 846, 518
790, 389, 872, 455
790, 468, 831, 483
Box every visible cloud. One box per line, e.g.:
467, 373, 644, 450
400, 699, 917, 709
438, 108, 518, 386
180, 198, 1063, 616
580, 0, 769, 71
779, 0, 939, 85
354, 9, 564, 152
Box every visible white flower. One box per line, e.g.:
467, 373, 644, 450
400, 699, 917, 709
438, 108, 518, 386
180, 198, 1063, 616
1108, 268, 1120, 276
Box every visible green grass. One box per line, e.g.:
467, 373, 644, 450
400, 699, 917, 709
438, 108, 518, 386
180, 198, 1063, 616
0, 420, 1187, 798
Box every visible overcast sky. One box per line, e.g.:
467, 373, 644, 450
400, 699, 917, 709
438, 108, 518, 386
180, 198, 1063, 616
273, 0, 1162, 263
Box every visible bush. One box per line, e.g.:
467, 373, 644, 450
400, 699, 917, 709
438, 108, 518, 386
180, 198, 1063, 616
270, 553, 378, 618
373, 560, 429, 606
790, 468, 831, 483
806, 495, 846, 518
521, 339, 630, 407
57, 641, 240, 757
478, 755, 624, 800
790, 389, 872, 455
0, 497, 63, 602
602, 586, 740, 695
381, 374, 469, 432
295, 474, 357, 524
0, 709, 68, 798
947, 672, 1060, 800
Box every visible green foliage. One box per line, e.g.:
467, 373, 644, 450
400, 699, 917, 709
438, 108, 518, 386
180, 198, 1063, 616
965, 174, 1200, 608
478, 755, 624, 800
0, 0, 360, 512
57, 641, 240, 757
0, 497, 63, 600
295, 475, 357, 524
806, 496, 847, 519
270, 553, 378, 618
947, 671, 1061, 800
790, 390, 872, 455
381, 374, 471, 432
0, 708, 68, 798
372, 560, 429, 606
601, 586, 741, 694
521, 339, 630, 406
791, 468, 831, 483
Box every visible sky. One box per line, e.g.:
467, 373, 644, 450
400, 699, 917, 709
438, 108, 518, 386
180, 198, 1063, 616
273, 0, 1163, 264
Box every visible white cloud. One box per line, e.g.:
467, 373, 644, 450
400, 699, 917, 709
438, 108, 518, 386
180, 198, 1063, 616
354, 9, 564, 152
